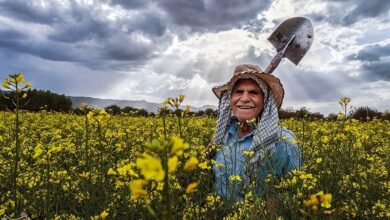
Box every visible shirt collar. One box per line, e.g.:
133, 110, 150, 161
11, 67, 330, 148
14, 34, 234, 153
228, 120, 254, 141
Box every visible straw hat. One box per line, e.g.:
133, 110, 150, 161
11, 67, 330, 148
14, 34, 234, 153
212, 64, 285, 109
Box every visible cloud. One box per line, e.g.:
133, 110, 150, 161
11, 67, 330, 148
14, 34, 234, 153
158, 0, 272, 31
0, 28, 77, 62
0, 1, 172, 70
360, 60, 390, 82
347, 43, 390, 81
348, 43, 390, 62
0, 52, 128, 97
48, 17, 112, 43
341, 0, 390, 25
109, 0, 149, 9
0, 0, 62, 24
309, 0, 390, 25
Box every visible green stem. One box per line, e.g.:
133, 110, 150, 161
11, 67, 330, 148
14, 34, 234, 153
97, 121, 104, 206
162, 116, 167, 140
177, 115, 182, 138
162, 152, 171, 220
13, 81, 20, 215
85, 114, 90, 172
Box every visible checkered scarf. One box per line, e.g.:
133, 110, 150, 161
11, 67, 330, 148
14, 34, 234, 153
211, 75, 281, 165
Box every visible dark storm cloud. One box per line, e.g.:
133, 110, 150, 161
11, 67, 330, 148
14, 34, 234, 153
126, 13, 167, 37
0, 1, 171, 69
360, 60, 390, 82
49, 8, 167, 43
103, 37, 154, 61
0, 29, 76, 62
341, 0, 390, 25
347, 43, 390, 62
48, 17, 112, 43
0, 0, 61, 24
158, 0, 272, 30
109, 0, 149, 9
347, 43, 390, 81
305, 0, 390, 25
0, 52, 128, 97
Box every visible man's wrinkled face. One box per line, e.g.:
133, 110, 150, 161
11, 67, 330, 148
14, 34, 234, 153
231, 79, 264, 122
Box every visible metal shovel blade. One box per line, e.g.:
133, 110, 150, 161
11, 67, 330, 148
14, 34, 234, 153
265, 17, 313, 74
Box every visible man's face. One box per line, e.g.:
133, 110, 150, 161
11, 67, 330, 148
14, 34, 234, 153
231, 79, 264, 122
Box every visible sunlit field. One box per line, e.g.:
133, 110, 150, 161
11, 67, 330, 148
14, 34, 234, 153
1, 74, 389, 219
0, 110, 389, 219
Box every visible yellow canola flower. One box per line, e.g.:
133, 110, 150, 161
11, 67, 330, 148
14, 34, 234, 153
15, 74, 25, 83
242, 150, 255, 157
33, 144, 44, 159
303, 195, 319, 212
185, 182, 198, 194
316, 158, 322, 163
157, 182, 164, 191
25, 82, 32, 88
171, 135, 189, 156
130, 179, 148, 200
2, 79, 10, 89
299, 173, 313, 180
136, 153, 165, 181
229, 175, 242, 182
321, 136, 330, 144
198, 162, 211, 170
107, 168, 117, 175
291, 176, 298, 185
0, 207, 6, 216
324, 209, 335, 215
100, 210, 109, 220
129, 169, 139, 177
183, 156, 199, 172
117, 164, 138, 177
168, 156, 178, 173
320, 193, 332, 208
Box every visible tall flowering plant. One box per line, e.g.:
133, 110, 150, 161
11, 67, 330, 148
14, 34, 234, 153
2, 73, 32, 217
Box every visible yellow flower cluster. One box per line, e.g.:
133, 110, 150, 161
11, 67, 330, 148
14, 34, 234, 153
303, 191, 332, 213
129, 135, 200, 203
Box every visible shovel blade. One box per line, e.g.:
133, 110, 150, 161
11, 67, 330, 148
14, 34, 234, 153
268, 17, 314, 65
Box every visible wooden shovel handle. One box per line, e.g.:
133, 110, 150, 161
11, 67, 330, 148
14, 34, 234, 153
265, 35, 296, 74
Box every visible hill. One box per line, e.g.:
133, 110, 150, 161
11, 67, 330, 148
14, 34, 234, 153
69, 96, 216, 113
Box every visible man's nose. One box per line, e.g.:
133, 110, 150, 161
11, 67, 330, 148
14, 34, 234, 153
240, 91, 250, 101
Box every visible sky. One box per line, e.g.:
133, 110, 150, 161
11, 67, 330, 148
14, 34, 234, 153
0, 0, 389, 115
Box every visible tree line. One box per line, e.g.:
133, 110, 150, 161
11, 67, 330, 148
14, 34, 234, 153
1, 89, 389, 121
0, 89, 72, 112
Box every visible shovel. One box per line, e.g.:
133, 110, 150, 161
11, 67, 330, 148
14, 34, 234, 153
265, 17, 314, 74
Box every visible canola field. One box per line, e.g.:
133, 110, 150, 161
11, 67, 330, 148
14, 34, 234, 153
0, 109, 389, 219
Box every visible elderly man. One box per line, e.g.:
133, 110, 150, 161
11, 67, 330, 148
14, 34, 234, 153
209, 64, 302, 200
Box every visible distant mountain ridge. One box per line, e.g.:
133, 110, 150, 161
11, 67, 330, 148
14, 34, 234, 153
69, 96, 216, 113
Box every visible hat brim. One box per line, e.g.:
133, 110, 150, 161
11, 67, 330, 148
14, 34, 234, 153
212, 71, 285, 109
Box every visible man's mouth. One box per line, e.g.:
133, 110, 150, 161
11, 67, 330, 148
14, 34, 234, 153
237, 105, 254, 109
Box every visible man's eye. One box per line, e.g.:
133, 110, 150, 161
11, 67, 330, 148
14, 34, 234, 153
234, 90, 244, 94
249, 90, 260, 95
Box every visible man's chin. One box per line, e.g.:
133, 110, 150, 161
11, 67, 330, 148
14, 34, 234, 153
236, 115, 255, 122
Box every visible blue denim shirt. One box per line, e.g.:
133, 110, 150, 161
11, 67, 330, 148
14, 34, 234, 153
213, 122, 302, 200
